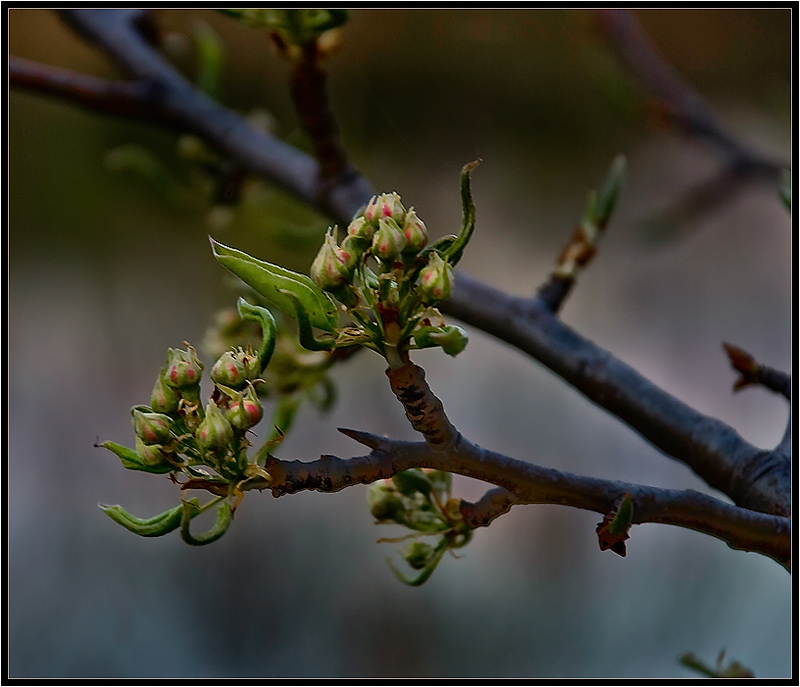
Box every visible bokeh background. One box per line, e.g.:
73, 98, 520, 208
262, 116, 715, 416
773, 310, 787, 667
8, 8, 792, 679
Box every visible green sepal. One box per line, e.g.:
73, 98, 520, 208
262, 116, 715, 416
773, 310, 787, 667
210, 237, 338, 332
99, 499, 200, 538
180, 498, 233, 546
98, 440, 175, 474
278, 290, 337, 351
440, 160, 480, 267
387, 538, 448, 586
392, 468, 434, 497
236, 297, 277, 372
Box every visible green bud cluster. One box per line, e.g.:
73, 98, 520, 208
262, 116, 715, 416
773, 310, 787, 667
366, 468, 472, 586
99, 300, 279, 546
210, 163, 480, 369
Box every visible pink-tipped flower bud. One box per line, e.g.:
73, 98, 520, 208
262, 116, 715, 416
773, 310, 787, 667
401, 208, 428, 253
371, 217, 407, 261
211, 350, 248, 389
417, 252, 454, 303
131, 406, 174, 445
310, 228, 357, 291
224, 385, 263, 431
150, 375, 181, 414
364, 192, 406, 224
346, 215, 374, 244
195, 401, 234, 451
135, 436, 172, 468
163, 345, 203, 389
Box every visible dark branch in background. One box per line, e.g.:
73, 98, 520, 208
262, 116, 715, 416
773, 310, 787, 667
288, 41, 352, 182
54, 9, 374, 221
9, 10, 790, 547
594, 9, 789, 233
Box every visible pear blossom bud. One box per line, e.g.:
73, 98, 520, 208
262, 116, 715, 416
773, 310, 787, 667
417, 252, 454, 303
195, 401, 234, 451
135, 436, 172, 468
364, 192, 406, 224
150, 375, 180, 414
131, 406, 174, 445
401, 208, 428, 253
346, 216, 374, 244
310, 228, 357, 290
413, 324, 468, 357
211, 350, 248, 389
371, 217, 407, 260
367, 480, 405, 522
402, 541, 436, 570
164, 345, 203, 389
225, 385, 263, 431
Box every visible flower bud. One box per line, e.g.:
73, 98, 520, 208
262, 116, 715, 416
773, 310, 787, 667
367, 480, 405, 522
150, 375, 181, 414
364, 192, 406, 224
224, 385, 263, 431
135, 436, 172, 468
346, 215, 374, 244
310, 228, 357, 291
211, 350, 248, 389
417, 252, 454, 303
402, 541, 435, 570
401, 208, 428, 253
164, 345, 203, 389
131, 406, 174, 445
371, 217, 407, 261
413, 324, 468, 357
195, 401, 234, 451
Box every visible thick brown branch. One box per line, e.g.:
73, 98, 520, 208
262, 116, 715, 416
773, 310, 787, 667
386, 362, 460, 450
259, 435, 790, 570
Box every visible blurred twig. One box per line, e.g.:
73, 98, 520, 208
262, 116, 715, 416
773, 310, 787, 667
594, 9, 789, 235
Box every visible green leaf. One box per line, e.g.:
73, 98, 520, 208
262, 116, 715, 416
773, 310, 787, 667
210, 237, 338, 332
236, 297, 277, 372
441, 160, 480, 267
180, 499, 233, 546
99, 499, 200, 538
97, 440, 174, 474
278, 290, 337, 351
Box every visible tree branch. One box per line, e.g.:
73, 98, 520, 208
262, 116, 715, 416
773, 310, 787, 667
10, 10, 789, 524
442, 274, 791, 518
257, 432, 790, 570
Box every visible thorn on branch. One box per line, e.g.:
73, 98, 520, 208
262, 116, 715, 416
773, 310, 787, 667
337, 427, 386, 450
723, 343, 791, 399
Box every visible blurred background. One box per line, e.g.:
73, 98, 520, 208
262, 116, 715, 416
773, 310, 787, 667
8, 8, 792, 679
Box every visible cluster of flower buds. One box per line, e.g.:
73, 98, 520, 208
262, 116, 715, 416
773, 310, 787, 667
366, 468, 471, 585
211, 162, 479, 367
99, 299, 278, 545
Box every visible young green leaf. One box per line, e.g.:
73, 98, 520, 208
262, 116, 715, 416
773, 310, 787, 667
441, 160, 480, 267
98, 440, 175, 474
236, 297, 277, 372
98, 499, 199, 537
180, 499, 233, 546
210, 237, 338, 332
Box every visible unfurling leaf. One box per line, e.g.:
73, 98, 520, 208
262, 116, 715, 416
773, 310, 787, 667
99, 499, 200, 537
596, 492, 634, 557
210, 237, 338, 332
98, 440, 175, 474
